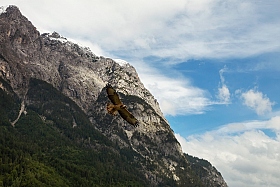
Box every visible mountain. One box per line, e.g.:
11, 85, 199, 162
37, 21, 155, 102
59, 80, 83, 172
0, 5, 228, 187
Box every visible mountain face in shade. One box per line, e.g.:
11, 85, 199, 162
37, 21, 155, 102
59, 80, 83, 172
0, 5, 228, 187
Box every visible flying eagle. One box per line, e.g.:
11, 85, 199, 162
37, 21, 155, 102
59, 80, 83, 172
106, 84, 139, 127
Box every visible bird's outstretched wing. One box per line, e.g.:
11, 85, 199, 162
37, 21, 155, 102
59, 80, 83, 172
106, 84, 122, 105
118, 107, 139, 127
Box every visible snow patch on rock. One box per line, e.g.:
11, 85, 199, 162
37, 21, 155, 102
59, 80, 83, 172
114, 59, 128, 66
0, 5, 9, 15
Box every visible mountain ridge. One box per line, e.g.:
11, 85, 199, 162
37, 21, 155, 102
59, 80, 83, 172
0, 5, 228, 187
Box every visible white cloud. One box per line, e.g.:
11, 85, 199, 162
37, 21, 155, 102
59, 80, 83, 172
176, 115, 280, 187
217, 67, 230, 103
267, 116, 280, 131
135, 62, 211, 115
134, 62, 235, 116
217, 85, 230, 103
241, 89, 274, 115
2, 0, 279, 61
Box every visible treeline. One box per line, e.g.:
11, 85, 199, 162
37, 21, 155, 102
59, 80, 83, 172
0, 119, 146, 186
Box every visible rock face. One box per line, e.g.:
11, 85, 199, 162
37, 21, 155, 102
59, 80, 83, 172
0, 5, 228, 187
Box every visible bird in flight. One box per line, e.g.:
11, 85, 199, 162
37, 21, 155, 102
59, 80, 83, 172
106, 84, 139, 127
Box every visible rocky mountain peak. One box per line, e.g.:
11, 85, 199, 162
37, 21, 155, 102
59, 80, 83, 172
1, 5, 20, 16
0, 5, 228, 187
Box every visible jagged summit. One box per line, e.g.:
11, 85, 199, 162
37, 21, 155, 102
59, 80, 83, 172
0, 5, 228, 187
0, 5, 15, 13
0, 5, 24, 18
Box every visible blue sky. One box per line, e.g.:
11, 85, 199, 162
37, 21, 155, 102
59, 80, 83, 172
168, 53, 280, 136
1, 1, 280, 186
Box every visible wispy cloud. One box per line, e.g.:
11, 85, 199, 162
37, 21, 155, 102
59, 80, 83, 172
176, 115, 280, 187
240, 88, 274, 115
217, 66, 230, 104
134, 62, 211, 116
3, 0, 280, 62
